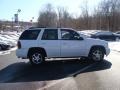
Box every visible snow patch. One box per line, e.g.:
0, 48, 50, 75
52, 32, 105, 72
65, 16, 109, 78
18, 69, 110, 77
109, 42, 120, 52
0, 47, 17, 56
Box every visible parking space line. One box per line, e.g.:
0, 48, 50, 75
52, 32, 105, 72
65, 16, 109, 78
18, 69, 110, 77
0, 51, 11, 55
112, 50, 120, 53
38, 62, 97, 90
69, 62, 97, 77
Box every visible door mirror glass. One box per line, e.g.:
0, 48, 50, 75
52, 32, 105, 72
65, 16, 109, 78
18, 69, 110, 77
78, 37, 84, 40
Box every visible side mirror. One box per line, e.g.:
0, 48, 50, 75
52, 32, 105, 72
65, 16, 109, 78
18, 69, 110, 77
74, 36, 84, 40
73, 35, 84, 40
79, 37, 84, 40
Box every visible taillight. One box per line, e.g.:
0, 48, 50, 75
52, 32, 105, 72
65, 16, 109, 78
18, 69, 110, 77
17, 41, 21, 49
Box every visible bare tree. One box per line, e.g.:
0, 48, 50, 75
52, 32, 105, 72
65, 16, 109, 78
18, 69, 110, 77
0, 21, 2, 30
37, 4, 57, 27
57, 7, 73, 28
36, 1, 120, 31
80, 0, 90, 29
94, 0, 120, 31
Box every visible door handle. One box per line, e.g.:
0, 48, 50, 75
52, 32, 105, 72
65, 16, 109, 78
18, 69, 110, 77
41, 43, 46, 45
63, 43, 67, 45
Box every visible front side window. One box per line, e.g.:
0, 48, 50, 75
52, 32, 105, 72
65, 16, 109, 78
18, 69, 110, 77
61, 29, 80, 40
42, 29, 58, 40
19, 30, 40, 40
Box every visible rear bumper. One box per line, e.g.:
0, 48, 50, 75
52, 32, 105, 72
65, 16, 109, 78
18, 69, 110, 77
16, 49, 28, 59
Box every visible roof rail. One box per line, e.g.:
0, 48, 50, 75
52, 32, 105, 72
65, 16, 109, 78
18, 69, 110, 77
29, 26, 46, 29
29, 27, 37, 29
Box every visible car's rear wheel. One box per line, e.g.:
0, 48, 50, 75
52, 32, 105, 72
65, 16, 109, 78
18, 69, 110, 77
0, 45, 2, 51
89, 47, 104, 62
29, 51, 45, 65
116, 37, 120, 41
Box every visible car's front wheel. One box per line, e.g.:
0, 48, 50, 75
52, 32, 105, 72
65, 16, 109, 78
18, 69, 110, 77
29, 51, 45, 65
0, 45, 2, 51
89, 47, 104, 62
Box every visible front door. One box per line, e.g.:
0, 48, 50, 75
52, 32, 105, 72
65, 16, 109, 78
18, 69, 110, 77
60, 29, 85, 57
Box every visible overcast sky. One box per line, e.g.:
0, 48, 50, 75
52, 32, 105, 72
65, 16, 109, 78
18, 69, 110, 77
0, 0, 102, 22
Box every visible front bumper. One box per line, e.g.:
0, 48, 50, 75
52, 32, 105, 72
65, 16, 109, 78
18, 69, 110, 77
106, 47, 110, 56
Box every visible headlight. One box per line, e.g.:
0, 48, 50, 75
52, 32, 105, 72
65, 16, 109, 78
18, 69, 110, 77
105, 42, 109, 48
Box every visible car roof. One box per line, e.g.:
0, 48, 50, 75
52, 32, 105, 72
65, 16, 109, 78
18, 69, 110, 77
92, 31, 113, 36
27, 27, 75, 31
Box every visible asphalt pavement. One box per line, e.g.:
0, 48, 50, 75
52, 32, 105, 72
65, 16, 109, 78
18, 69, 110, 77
0, 50, 119, 90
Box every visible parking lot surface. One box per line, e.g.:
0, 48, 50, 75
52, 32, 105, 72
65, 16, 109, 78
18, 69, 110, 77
0, 50, 120, 90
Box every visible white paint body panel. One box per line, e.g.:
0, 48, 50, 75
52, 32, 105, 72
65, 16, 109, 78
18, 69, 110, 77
60, 40, 86, 57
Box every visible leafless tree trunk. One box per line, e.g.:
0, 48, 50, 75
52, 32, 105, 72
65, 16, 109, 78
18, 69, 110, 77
37, 4, 57, 28
80, 0, 90, 29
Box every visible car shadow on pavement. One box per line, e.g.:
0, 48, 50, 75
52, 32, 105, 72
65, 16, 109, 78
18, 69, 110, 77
0, 62, 29, 83
81, 60, 112, 73
73, 59, 112, 77
0, 59, 112, 83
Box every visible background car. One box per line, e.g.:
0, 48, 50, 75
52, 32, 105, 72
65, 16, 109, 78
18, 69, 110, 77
0, 40, 10, 50
0, 35, 17, 47
90, 31, 120, 41
116, 31, 120, 34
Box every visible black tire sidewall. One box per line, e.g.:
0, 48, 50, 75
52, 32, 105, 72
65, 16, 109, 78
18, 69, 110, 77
0, 45, 2, 51
29, 51, 45, 65
89, 48, 104, 62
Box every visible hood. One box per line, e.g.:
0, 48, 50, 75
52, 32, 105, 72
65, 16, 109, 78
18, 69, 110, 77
85, 37, 108, 47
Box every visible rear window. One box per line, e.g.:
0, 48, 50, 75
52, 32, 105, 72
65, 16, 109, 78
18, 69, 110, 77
42, 29, 58, 40
19, 30, 40, 40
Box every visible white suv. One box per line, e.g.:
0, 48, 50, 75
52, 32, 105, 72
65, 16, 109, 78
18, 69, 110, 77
16, 28, 110, 65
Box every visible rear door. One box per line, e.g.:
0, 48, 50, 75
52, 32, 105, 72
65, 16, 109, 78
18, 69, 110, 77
40, 29, 60, 57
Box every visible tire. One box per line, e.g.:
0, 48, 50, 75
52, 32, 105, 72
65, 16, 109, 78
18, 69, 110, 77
89, 47, 104, 62
116, 37, 120, 41
80, 57, 88, 60
29, 50, 45, 65
0, 45, 2, 51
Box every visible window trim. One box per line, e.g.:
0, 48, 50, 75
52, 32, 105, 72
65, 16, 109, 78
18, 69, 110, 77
61, 29, 81, 40
19, 30, 41, 40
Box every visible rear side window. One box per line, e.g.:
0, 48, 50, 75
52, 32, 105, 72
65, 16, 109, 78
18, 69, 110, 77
42, 29, 58, 40
19, 30, 40, 40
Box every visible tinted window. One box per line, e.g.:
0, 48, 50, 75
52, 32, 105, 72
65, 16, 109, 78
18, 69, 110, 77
42, 29, 58, 40
92, 34, 116, 41
117, 32, 120, 34
99, 35, 116, 41
19, 30, 40, 40
61, 29, 80, 40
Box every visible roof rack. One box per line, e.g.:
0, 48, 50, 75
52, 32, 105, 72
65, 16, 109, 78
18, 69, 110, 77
29, 26, 46, 29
